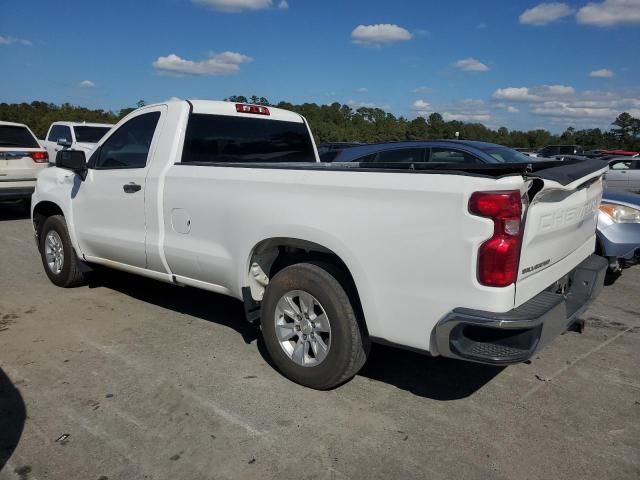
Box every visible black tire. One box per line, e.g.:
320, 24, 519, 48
39, 215, 87, 287
261, 263, 369, 389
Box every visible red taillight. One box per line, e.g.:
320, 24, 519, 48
29, 151, 49, 163
469, 190, 523, 287
235, 103, 270, 115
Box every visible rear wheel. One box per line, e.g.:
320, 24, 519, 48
261, 263, 368, 389
39, 215, 87, 287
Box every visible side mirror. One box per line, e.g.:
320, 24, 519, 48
56, 150, 88, 180
57, 138, 72, 148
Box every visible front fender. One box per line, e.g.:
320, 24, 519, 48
32, 167, 83, 255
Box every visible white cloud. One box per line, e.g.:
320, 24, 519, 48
532, 101, 618, 118
278, 0, 288, 9
153, 51, 252, 76
411, 99, 432, 110
193, 0, 272, 12
443, 112, 492, 122
519, 2, 574, 25
544, 85, 575, 95
492, 85, 575, 102
589, 68, 615, 78
577, 0, 640, 26
495, 103, 520, 113
411, 86, 432, 94
477, 22, 487, 29
493, 87, 541, 102
351, 24, 412, 45
0, 35, 32, 46
355, 87, 368, 93
441, 99, 492, 122
348, 100, 389, 110
410, 99, 432, 117
79, 80, 95, 88
492, 86, 640, 124
454, 57, 489, 72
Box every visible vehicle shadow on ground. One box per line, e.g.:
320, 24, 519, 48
0, 203, 29, 222
604, 262, 638, 286
89, 269, 503, 400
88, 269, 259, 344
358, 345, 504, 400
0, 368, 27, 471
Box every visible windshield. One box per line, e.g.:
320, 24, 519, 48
482, 146, 537, 163
0, 125, 40, 148
74, 126, 111, 143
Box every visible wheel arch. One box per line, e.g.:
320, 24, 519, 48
245, 237, 367, 329
32, 201, 65, 245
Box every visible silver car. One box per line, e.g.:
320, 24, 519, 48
605, 157, 640, 194
597, 189, 640, 271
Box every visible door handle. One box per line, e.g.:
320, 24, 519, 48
123, 183, 142, 193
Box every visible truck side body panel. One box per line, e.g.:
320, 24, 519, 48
161, 165, 526, 350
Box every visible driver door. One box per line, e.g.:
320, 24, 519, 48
72, 107, 165, 268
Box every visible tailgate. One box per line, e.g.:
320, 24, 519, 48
516, 160, 607, 301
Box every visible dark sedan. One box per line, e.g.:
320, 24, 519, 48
332, 140, 537, 164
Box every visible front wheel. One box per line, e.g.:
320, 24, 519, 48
39, 215, 87, 287
260, 263, 368, 389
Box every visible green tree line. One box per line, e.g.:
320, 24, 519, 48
2, 98, 639, 151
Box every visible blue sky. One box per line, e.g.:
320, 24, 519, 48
1, 0, 639, 131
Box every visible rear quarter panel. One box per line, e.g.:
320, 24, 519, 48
162, 166, 526, 351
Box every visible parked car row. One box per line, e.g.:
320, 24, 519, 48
510, 145, 638, 160
315, 138, 640, 275
0, 120, 113, 209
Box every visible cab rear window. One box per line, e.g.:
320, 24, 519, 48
0, 126, 39, 148
74, 126, 111, 143
181, 114, 315, 164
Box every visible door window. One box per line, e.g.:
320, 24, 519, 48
558, 146, 575, 155
373, 148, 425, 163
610, 160, 631, 170
95, 112, 160, 169
48, 125, 72, 143
429, 148, 480, 163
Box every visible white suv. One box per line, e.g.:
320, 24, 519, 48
0, 121, 49, 207
43, 121, 113, 161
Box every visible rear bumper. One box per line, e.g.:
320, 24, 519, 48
0, 186, 35, 201
434, 254, 608, 365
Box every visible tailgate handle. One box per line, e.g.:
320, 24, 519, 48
123, 183, 141, 193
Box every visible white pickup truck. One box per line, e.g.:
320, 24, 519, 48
32, 100, 609, 389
